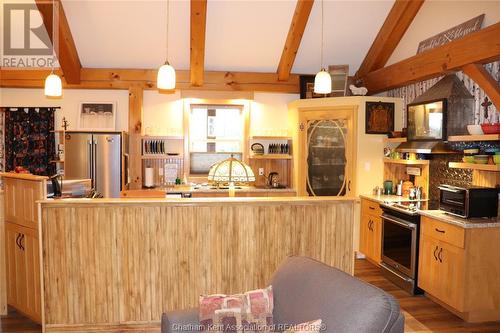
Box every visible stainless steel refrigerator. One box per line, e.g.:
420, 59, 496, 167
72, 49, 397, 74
64, 132, 127, 198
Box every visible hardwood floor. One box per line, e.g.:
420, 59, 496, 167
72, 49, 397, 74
1, 259, 500, 332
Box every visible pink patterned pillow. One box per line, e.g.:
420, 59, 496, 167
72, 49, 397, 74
283, 319, 323, 333
199, 286, 273, 333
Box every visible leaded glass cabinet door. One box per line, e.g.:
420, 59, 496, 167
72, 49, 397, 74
299, 108, 355, 197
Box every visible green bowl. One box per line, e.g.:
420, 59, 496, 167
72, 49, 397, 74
474, 155, 489, 164
462, 156, 475, 163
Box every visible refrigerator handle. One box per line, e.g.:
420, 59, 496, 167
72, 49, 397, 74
124, 153, 130, 187
93, 139, 98, 190
88, 140, 93, 186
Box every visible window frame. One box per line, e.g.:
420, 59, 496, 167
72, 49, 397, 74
184, 100, 250, 181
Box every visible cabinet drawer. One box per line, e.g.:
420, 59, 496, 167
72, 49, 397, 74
421, 216, 465, 249
361, 199, 382, 217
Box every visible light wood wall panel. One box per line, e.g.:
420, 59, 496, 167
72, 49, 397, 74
40, 199, 355, 332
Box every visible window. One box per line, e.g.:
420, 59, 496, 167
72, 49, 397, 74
189, 104, 244, 175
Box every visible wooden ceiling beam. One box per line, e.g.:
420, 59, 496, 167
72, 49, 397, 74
360, 22, 500, 94
277, 0, 314, 81
0, 68, 300, 93
190, 0, 207, 86
35, 0, 82, 84
462, 63, 500, 110
355, 0, 424, 79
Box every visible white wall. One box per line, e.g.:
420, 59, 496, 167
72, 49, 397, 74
0, 88, 129, 131
250, 92, 299, 136
388, 1, 500, 65
142, 90, 184, 136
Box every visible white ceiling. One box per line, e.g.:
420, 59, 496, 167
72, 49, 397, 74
60, 0, 394, 75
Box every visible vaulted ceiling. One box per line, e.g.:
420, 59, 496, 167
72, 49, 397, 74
60, 0, 394, 75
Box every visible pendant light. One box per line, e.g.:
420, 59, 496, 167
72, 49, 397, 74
44, 0, 62, 97
157, 0, 176, 90
314, 0, 331, 95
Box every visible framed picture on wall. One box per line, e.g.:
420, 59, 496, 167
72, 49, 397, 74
365, 101, 395, 134
77, 102, 116, 131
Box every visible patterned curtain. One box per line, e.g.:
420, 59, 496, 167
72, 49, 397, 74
5, 107, 56, 176
387, 61, 499, 126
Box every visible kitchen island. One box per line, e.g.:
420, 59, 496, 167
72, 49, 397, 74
37, 196, 356, 332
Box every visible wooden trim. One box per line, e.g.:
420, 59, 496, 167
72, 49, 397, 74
190, 0, 207, 86
360, 22, 500, 93
128, 86, 143, 189
462, 63, 500, 110
447, 134, 500, 142
383, 158, 429, 165
34, 0, 82, 84
355, 0, 424, 79
0, 68, 300, 93
277, 0, 314, 81
0, 172, 49, 181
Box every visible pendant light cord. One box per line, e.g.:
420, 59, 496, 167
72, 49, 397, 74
320, 0, 324, 70
165, 0, 169, 64
51, 0, 56, 73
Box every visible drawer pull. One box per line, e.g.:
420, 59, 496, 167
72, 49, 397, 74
369, 206, 375, 210
438, 248, 443, 263
433, 246, 438, 261
435, 228, 445, 234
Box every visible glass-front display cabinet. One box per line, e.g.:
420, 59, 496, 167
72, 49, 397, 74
297, 107, 356, 197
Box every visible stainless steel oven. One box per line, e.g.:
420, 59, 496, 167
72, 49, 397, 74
380, 203, 423, 295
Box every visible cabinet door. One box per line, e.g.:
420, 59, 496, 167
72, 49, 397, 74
359, 214, 371, 258
5, 222, 26, 309
4, 178, 44, 230
436, 241, 465, 311
418, 235, 440, 295
418, 235, 465, 311
4, 222, 41, 323
371, 216, 382, 264
298, 108, 356, 197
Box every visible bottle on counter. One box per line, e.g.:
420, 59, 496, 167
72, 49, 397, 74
396, 180, 403, 196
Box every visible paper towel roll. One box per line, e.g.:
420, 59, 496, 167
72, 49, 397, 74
144, 167, 155, 188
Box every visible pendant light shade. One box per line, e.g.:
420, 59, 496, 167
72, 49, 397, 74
314, 69, 332, 94
314, 0, 332, 95
45, 0, 62, 98
44, 73, 62, 97
157, 62, 176, 90
157, 0, 175, 90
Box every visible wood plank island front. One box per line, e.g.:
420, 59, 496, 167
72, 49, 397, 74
38, 196, 356, 332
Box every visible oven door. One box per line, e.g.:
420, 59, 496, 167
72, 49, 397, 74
381, 213, 417, 278
438, 186, 467, 217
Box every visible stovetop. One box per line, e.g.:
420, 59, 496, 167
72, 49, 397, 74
380, 200, 428, 216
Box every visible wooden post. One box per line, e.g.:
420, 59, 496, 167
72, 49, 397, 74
128, 85, 143, 189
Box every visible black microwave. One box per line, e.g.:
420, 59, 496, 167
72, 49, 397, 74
438, 184, 498, 218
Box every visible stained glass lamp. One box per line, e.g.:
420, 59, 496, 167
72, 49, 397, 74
208, 155, 255, 194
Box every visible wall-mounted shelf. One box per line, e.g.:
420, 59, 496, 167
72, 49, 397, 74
250, 136, 292, 140
142, 155, 183, 160
383, 158, 429, 165
447, 134, 500, 142
142, 135, 184, 140
249, 154, 292, 160
448, 162, 500, 172
383, 137, 407, 143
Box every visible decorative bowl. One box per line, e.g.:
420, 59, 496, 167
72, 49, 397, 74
480, 123, 500, 134
474, 155, 489, 164
467, 124, 483, 135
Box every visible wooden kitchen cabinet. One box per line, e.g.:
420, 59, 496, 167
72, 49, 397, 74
359, 198, 382, 264
4, 177, 46, 230
5, 222, 41, 322
418, 234, 465, 311
291, 105, 357, 197
418, 216, 500, 322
